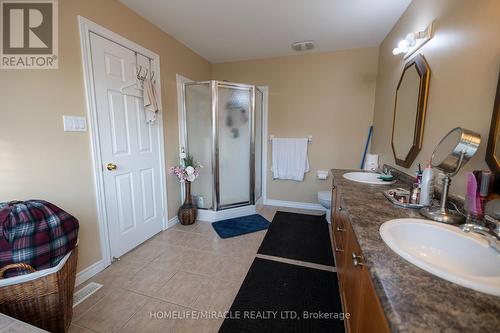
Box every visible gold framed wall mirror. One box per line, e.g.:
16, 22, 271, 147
391, 54, 431, 168
486, 70, 500, 172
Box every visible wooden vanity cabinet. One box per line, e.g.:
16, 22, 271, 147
330, 184, 339, 248
341, 221, 364, 332
331, 184, 347, 290
357, 268, 391, 333
331, 179, 390, 333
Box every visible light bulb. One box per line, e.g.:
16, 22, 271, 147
398, 39, 410, 49
392, 48, 402, 55
406, 32, 417, 43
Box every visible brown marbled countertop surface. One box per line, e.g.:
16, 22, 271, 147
331, 169, 500, 333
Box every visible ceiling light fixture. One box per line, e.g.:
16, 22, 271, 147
392, 22, 434, 59
291, 41, 315, 51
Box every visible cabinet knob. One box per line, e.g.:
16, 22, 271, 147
335, 247, 344, 253
332, 185, 336, 190
352, 252, 365, 267
336, 226, 346, 232
338, 207, 343, 212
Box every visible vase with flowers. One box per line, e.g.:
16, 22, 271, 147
169, 152, 202, 225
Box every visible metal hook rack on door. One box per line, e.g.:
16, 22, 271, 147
119, 52, 155, 98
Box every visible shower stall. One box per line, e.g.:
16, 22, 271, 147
181, 80, 264, 218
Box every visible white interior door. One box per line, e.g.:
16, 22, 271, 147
90, 33, 164, 259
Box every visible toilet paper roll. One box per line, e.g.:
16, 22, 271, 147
363, 154, 379, 171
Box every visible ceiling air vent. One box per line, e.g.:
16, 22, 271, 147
291, 41, 315, 51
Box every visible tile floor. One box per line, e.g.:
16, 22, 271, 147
70, 206, 326, 333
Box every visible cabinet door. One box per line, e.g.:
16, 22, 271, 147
333, 191, 347, 289
335, 215, 347, 287
341, 220, 390, 333
332, 188, 344, 250
330, 182, 338, 248
357, 269, 391, 333
342, 222, 363, 333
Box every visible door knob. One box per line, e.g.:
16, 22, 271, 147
106, 163, 118, 171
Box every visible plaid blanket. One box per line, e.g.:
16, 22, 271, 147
0, 200, 79, 277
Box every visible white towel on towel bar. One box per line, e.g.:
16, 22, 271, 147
272, 138, 310, 181
143, 78, 160, 124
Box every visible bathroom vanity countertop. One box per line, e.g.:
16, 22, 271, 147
331, 169, 500, 333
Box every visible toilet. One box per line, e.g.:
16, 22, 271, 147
318, 191, 332, 223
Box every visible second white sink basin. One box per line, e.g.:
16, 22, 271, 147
380, 218, 500, 296
343, 171, 395, 185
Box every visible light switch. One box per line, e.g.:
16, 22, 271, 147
63, 116, 87, 132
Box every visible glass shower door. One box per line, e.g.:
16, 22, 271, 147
217, 83, 252, 208
255, 88, 263, 202
184, 82, 213, 209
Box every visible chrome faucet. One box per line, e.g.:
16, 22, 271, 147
373, 166, 392, 175
461, 223, 500, 252
484, 215, 500, 238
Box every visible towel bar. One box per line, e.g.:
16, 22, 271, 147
269, 135, 312, 143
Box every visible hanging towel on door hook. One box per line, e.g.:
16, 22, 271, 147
143, 78, 160, 124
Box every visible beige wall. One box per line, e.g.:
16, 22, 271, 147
0, 0, 211, 272
213, 49, 379, 203
372, 0, 500, 197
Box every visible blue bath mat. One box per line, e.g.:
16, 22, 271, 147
212, 214, 270, 239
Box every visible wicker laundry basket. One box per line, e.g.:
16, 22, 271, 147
0, 246, 78, 333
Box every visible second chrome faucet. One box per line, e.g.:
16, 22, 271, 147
461, 223, 500, 252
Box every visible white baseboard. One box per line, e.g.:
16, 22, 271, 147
197, 205, 257, 222
264, 199, 326, 212
75, 259, 105, 286
167, 216, 179, 228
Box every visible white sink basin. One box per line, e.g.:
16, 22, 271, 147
342, 171, 395, 185
380, 218, 500, 296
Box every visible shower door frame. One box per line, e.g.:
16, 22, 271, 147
183, 80, 257, 211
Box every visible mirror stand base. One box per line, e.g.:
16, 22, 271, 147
420, 206, 465, 225
420, 174, 465, 225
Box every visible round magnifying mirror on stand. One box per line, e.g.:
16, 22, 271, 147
420, 127, 481, 224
